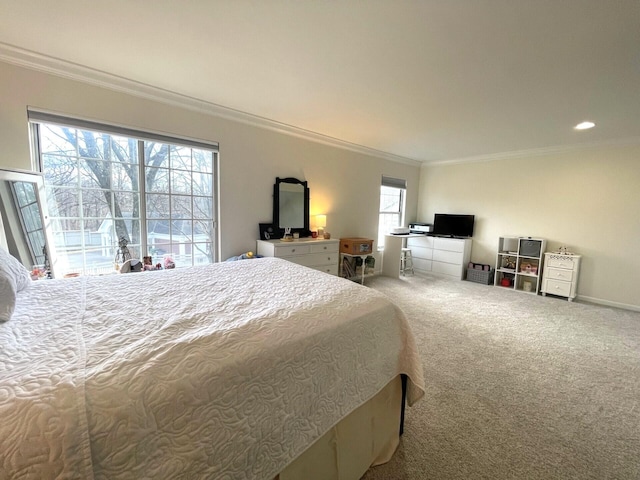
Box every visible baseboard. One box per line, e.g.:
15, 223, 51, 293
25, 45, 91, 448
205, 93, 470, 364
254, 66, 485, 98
576, 295, 640, 313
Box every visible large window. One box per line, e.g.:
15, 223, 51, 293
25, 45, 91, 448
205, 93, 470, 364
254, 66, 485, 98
30, 113, 218, 276
377, 176, 406, 249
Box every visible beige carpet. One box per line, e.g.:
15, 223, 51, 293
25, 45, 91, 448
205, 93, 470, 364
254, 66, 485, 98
361, 273, 640, 480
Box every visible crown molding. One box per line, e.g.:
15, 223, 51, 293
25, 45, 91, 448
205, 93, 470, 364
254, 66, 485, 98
424, 136, 640, 167
0, 42, 421, 167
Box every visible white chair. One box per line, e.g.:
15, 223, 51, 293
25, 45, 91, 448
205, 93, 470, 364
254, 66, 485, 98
400, 248, 414, 276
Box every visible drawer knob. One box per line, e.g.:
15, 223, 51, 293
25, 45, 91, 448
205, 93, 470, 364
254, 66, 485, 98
291, 248, 296, 252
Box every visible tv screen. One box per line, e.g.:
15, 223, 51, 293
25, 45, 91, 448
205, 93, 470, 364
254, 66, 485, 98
432, 214, 475, 237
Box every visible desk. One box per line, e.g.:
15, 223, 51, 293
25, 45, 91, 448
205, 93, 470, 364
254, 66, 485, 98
381, 234, 424, 279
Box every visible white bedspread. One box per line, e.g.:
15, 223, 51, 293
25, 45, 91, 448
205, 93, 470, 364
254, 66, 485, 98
1, 257, 424, 480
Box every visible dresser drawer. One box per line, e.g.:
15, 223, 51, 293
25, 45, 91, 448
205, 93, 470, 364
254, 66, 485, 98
310, 242, 339, 254
546, 255, 578, 270
273, 244, 311, 257
432, 261, 462, 277
432, 249, 463, 265
545, 267, 573, 282
293, 252, 340, 268
407, 236, 434, 249
434, 237, 465, 252
544, 278, 572, 297
410, 245, 433, 260
413, 258, 432, 272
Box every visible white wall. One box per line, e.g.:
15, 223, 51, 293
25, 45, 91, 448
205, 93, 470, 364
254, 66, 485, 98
418, 146, 640, 310
0, 61, 420, 266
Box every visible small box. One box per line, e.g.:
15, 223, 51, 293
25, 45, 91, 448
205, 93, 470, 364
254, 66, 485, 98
340, 238, 374, 255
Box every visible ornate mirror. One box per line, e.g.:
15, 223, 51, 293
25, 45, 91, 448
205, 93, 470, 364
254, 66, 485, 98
0, 169, 56, 278
273, 177, 309, 236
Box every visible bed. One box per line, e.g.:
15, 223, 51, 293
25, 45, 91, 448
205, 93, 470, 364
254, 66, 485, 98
0, 253, 425, 480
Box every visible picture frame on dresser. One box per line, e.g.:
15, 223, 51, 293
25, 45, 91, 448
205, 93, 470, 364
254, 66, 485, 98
259, 223, 281, 241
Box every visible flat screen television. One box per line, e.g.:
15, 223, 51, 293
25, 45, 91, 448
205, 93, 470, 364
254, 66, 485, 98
432, 214, 475, 238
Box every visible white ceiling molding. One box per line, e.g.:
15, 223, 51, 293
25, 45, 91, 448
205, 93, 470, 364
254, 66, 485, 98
424, 136, 640, 168
0, 42, 421, 168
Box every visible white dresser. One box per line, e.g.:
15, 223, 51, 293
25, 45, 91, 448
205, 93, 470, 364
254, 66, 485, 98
541, 253, 581, 301
256, 238, 340, 275
406, 236, 472, 280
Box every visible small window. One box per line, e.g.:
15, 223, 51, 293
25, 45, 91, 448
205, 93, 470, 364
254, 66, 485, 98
378, 176, 406, 249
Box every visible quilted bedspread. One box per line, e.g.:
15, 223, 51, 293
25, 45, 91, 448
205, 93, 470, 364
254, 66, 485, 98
0, 257, 424, 480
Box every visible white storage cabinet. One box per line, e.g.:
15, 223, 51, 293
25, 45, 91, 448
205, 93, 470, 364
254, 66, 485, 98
541, 252, 581, 301
406, 236, 472, 280
494, 236, 546, 294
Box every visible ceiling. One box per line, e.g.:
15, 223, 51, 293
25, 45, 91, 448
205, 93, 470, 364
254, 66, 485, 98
1, 1, 639, 165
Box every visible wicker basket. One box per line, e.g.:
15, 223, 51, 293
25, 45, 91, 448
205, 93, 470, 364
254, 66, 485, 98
466, 268, 495, 285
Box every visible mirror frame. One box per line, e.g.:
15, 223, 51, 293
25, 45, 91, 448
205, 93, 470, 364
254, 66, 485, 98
0, 168, 57, 278
273, 177, 310, 236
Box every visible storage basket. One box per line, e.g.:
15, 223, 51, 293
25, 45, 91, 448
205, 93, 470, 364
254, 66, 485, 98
466, 268, 495, 285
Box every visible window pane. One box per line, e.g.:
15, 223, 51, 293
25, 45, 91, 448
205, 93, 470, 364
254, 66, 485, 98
193, 196, 213, 220
79, 159, 110, 189
193, 172, 213, 197
110, 136, 138, 164
42, 154, 79, 187
146, 194, 170, 217
146, 167, 169, 193
172, 195, 192, 218
77, 130, 109, 160
171, 169, 192, 195
170, 145, 192, 171
39, 125, 77, 155
192, 149, 213, 173
145, 142, 169, 167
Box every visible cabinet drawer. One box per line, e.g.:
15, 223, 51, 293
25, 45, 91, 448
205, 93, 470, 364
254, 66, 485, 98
273, 244, 311, 257
544, 279, 572, 297
292, 252, 339, 267
545, 267, 573, 282
410, 245, 433, 260
407, 236, 434, 249
432, 261, 461, 277
432, 249, 463, 265
413, 258, 432, 272
310, 242, 338, 254
434, 237, 465, 252
546, 255, 578, 270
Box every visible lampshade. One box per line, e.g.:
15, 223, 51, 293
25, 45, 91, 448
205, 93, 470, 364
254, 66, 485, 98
316, 215, 327, 228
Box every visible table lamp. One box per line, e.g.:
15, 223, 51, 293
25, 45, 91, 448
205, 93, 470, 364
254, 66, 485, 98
316, 215, 326, 237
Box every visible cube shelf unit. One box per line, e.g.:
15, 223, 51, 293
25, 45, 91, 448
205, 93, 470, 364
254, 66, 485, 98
494, 236, 546, 295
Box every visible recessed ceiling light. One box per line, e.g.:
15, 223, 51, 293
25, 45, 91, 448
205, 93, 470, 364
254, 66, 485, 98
574, 121, 595, 130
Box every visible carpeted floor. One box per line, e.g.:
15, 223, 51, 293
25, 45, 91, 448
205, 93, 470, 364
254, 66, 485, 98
361, 273, 640, 480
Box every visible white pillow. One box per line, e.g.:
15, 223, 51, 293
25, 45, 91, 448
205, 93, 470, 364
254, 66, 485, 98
0, 269, 17, 322
0, 247, 32, 322
0, 247, 31, 291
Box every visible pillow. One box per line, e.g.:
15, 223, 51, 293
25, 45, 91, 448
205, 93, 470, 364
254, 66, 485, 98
0, 247, 31, 292
0, 269, 17, 322
0, 247, 32, 322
